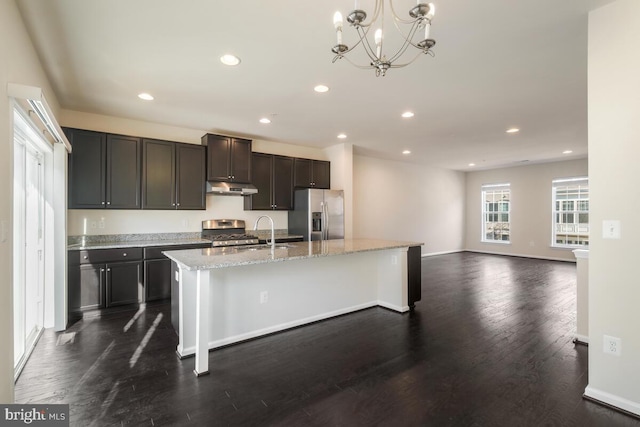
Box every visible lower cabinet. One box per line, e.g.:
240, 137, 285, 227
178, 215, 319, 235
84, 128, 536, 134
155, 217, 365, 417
143, 243, 210, 302
68, 248, 143, 314
407, 246, 422, 309
144, 258, 172, 302
106, 261, 143, 307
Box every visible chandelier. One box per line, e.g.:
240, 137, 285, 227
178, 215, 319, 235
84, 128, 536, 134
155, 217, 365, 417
331, 1, 436, 77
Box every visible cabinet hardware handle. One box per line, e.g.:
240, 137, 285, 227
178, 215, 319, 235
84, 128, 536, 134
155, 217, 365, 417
107, 201, 111, 205
101, 201, 105, 205
83, 256, 88, 259
172, 203, 175, 206
107, 268, 111, 272
123, 253, 127, 257
177, 203, 180, 206
100, 268, 105, 272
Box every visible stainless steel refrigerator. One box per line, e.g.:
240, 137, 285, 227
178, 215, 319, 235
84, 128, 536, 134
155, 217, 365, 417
288, 189, 344, 241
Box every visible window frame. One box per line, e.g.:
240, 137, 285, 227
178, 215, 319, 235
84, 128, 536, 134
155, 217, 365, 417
551, 177, 589, 249
481, 183, 511, 244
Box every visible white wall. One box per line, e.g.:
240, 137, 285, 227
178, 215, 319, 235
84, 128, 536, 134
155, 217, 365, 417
353, 155, 465, 255
0, 0, 62, 403
585, 0, 640, 415
61, 110, 333, 235
465, 159, 588, 261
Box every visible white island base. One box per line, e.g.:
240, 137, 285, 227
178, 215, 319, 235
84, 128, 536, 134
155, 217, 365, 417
166, 239, 418, 376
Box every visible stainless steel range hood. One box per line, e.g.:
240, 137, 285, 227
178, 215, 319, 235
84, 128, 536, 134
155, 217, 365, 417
206, 181, 258, 196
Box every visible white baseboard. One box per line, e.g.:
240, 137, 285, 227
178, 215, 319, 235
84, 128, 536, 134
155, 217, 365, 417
584, 386, 640, 417
464, 249, 576, 263
574, 334, 589, 344
377, 300, 410, 313
421, 249, 464, 258
179, 301, 379, 356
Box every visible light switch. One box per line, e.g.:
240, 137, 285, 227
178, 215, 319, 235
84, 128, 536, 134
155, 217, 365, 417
602, 220, 621, 239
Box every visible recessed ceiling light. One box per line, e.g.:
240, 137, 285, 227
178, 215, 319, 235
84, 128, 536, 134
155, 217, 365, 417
402, 150, 411, 155
220, 54, 241, 66
401, 111, 415, 118
138, 93, 154, 101
259, 118, 271, 124
337, 133, 347, 139
314, 85, 329, 93
506, 127, 520, 133
562, 150, 573, 154
468, 163, 476, 167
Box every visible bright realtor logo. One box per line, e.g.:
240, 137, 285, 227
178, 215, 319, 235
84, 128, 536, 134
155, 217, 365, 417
1, 405, 68, 426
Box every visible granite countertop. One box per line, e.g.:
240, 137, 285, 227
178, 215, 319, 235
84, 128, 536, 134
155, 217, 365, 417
164, 238, 423, 271
67, 233, 211, 250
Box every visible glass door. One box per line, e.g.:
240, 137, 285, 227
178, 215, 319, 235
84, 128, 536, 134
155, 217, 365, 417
13, 110, 45, 378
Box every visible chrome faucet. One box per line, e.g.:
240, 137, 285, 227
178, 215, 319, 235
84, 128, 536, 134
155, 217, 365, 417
253, 215, 275, 249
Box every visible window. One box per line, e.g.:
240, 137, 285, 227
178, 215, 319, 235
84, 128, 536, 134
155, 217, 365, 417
482, 183, 510, 243
552, 177, 589, 247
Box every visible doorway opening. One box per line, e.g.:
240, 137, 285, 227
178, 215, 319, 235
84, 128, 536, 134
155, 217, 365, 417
12, 108, 49, 379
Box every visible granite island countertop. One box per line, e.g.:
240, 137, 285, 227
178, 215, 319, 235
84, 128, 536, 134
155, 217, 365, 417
67, 233, 211, 250
164, 238, 423, 271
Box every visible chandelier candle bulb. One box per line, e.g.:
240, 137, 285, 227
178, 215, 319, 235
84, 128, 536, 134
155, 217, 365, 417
424, 22, 430, 39
375, 29, 383, 58
426, 3, 435, 20
334, 12, 344, 44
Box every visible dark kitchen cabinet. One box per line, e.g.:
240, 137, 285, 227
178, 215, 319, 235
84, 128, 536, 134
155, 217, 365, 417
144, 243, 210, 302
407, 246, 422, 309
142, 139, 205, 210
294, 158, 330, 189
106, 261, 143, 307
65, 128, 141, 209
68, 248, 143, 314
68, 264, 104, 312
244, 153, 294, 210
202, 133, 252, 183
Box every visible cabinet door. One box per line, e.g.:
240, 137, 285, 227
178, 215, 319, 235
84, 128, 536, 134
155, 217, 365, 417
144, 258, 171, 302
106, 261, 142, 307
312, 160, 331, 189
293, 158, 312, 188
66, 128, 106, 208
204, 134, 231, 181
272, 155, 294, 210
70, 264, 104, 311
106, 135, 141, 209
142, 139, 176, 209
246, 152, 273, 210
230, 138, 252, 183
407, 246, 422, 308
176, 144, 206, 210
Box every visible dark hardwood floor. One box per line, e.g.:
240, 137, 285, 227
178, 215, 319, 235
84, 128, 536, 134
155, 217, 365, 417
15, 252, 640, 426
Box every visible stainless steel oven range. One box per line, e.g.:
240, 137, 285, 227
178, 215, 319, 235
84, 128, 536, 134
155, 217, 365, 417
201, 219, 259, 247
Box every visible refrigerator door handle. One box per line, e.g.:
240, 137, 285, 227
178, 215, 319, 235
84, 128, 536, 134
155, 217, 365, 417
324, 201, 329, 240
320, 201, 326, 240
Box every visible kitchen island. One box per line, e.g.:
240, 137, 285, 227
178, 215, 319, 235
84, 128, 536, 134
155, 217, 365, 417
164, 238, 422, 376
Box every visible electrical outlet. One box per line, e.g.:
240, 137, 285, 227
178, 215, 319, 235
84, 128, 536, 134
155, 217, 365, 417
98, 219, 105, 229
260, 291, 268, 304
603, 335, 622, 356
90, 221, 97, 229
391, 255, 398, 265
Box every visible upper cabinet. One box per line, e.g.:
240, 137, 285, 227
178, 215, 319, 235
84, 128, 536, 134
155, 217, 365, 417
202, 134, 252, 183
244, 153, 294, 211
142, 139, 205, 210
294, 158, 330, 189
66, 128, 141, 209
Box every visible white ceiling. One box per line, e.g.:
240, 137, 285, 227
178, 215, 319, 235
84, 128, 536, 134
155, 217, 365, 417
16, 0, 614, 171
